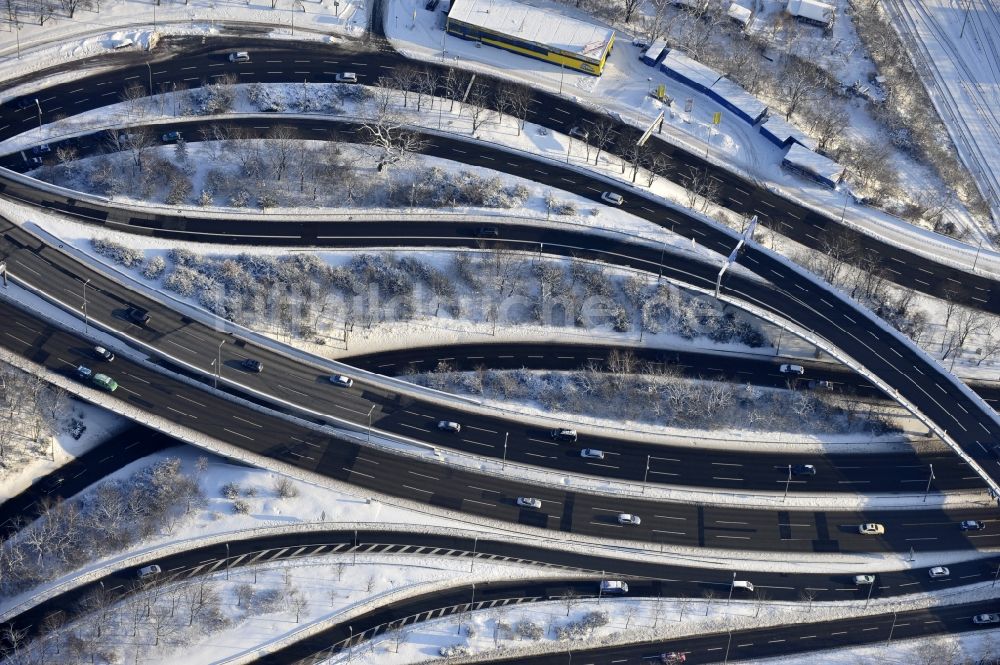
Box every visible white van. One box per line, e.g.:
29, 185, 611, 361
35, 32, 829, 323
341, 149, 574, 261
600, 580, 628, 594
732, 580, 754, 592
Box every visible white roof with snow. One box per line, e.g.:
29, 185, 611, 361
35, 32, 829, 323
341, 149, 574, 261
661, 49, 721, 90
727, 3, 752, 25
783, 143, 844, 183
762, 114, 817, 150
710, 77, 768, 122
785, 0, 833, 23
447, 0, 615, 60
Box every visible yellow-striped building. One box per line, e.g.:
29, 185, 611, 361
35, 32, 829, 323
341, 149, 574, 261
446, 0, 615, 75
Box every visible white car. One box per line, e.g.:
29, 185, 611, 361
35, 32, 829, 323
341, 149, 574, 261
617, 513, 641, 526
780, 364, 805, 375
858, 523, 885, 535
601, 191, 624, 206
229, 51, 250, 62
335, 72, 358, 83
974, 613, 1000, 625
516, 497, 542, 509
437, 420, 461, 433
928, 566, 950, 578
138, 564, 162, 578
329, 374, 354, 388
580, 448, 605, 460
853, 574, 875, 585
600, 580, 628, 594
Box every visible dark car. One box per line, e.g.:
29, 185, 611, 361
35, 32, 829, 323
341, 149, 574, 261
474, 226, 499, 238
791, 464, 816, 476
92, 346, 115, 362
125, 306, 150, 325
26, 157, 43, 168
960, 520, 986, 531
161, 131, 182, 143
31, 144, 51, 156
242, 358, 263, 373
550, 428, 578, 442
425, 0, 440, 9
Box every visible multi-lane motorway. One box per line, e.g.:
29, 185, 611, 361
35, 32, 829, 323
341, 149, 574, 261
0, 219, 988, 496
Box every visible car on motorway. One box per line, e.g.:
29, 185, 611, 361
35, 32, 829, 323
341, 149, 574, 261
600, 191, 624, 206
474, 226, 499, 238
617, 513, 641, 526
858, 523, 885, 535
91, 373, 119, 392
853, 574, 875, 585
329, 374, 354, 388
76, 365, 94, 381
125, 306, 150, 325
568, 126, 589, 140
137, 564, 162, 578
516, 497, 542, 509
928, 566, 950, 578
31, 143, 51, 156
335, 72, 358, 83
779, 364, 805, 375
961, 520, 986, 531
659, 653, 686, 664
550, 428, 578, 442
790, 464, 816, 476
437, 420, 461, 433
600, 580, 628, 594
580, 448, 604, 460
242, 358, 264, 373
974, 613, 1000, 625
161, 131, 182, 143
92, 346, 115, 362
26, 157, 43, 168
808, 379, 833, 390
229, 51, 250, 62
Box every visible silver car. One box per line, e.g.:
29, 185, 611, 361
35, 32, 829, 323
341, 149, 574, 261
437, 421, 461, 433
516, 497, 542, 509
580, 448, 604, 459
617, 513, 641, 526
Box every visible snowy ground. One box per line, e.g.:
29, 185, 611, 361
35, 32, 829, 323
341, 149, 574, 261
885, 0, 1000, 227
0, 395, 126, 503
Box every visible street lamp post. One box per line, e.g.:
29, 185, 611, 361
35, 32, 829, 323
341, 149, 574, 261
865, 577, 875, 609
993, 562, 1000, 588
502, 432, 509, 468
214, 339, 224, 389
783, 464, 792, 502
974, 237, 984, 271
923, 463, 935, 502
726, 571, 736, 606
367, 404, 376, 442
642, 455, 651, 494
225, 542, 230, 580
885, 611, 898, 646
34, 98, 42, 129
82, 278, 91, 333
723, 629, 733, 664
146, 62, 153, 94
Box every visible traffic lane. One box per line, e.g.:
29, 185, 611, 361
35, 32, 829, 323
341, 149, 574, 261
6, 224, 981, 497
5, 39, 1000, 319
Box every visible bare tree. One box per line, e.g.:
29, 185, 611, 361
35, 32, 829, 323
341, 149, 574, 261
562, 589, 579, 616
362, 111, 426, 172
780, 58, 823, 119
621, 0, 642, 22
388, 620, 411, 652
465, 81, 495, 133
390, 65, 421, 108
289, 593, 309, 623
504, 84, 533, 136
590, 118, 617, 166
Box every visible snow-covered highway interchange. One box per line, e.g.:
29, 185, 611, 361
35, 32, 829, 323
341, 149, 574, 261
2, 0, 1000, 662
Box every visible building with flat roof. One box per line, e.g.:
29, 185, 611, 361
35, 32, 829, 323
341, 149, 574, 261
446, 0, 615, 75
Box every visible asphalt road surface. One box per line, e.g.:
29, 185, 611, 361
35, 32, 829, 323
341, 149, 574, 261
6, 528, 999, 647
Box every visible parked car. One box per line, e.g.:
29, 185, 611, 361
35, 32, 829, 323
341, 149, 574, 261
568, 126, 589, 140
31, 144, 51, 156
437, 420, 461, 433
790, 464, 816, 476
960, 520, 986, 531
617, 513, 641, 526
91, 373, 118, 393
137, 564, 162, 578
974, 613, 1000, 625
241, 358, 264, 373
928, 566, 950, 578
516, 497, 542, 509
229, 51, 250, 62
780, 364, 805, 375
329, 374, 354, 388
550, 428, 578, 442
161, 131, 182, 143
125, 306, 150, 325
858, 523, 885, 535
632, 37, 650, 49
335, 72, 358, 83
92, 346, 115, 362
853, 574, 875, 585
600, 580, 628, 594
580, 448, 605, 460
601, 191, 624, 206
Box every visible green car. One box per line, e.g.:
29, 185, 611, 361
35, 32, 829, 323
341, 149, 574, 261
91, 373, 119, 392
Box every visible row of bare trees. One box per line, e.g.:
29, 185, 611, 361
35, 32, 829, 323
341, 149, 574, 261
0, 363, 68, 474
